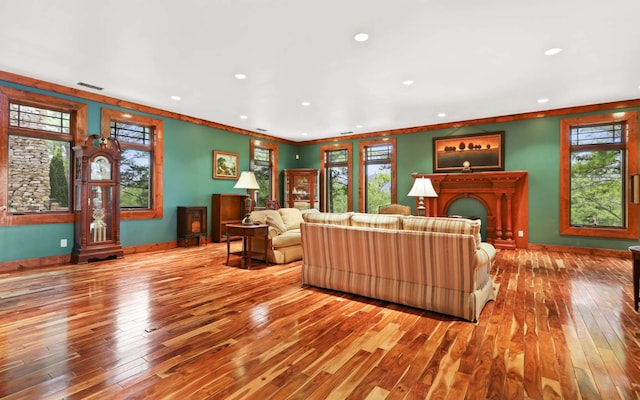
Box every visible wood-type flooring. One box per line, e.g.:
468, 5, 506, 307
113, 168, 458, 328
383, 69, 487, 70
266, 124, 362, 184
0, 244, 639, 399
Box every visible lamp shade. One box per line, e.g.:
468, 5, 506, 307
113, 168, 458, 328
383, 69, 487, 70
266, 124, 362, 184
233, 171, 260, 190
407, 177, 438, 198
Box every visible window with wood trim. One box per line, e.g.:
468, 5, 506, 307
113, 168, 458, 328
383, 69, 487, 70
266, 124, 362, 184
560, 112, 638, 239
359, 138, 396, 213
0, 87, 87, 226
250, 140, 278, 208
100, 109, 163, 220
320, 143, 353, 212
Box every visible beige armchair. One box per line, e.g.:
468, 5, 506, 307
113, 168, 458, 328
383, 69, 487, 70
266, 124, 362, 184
378, 204, 411, 215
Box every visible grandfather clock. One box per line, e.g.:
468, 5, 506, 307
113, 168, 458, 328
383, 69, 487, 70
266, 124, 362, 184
71, 135, 124, 264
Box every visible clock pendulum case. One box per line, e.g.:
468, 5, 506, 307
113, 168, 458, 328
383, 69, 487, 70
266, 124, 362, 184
71, 135, 124, 264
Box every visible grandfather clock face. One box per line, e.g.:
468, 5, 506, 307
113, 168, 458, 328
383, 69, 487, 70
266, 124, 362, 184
91, 155, 111, 180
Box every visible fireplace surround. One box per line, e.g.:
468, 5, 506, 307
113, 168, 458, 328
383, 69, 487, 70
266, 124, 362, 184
412, 171, 528, 249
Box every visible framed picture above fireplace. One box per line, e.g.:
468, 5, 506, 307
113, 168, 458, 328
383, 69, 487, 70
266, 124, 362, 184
433, 131, 504, 172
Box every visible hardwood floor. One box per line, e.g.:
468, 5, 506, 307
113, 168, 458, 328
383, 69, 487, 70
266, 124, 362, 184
1, 244, 639, 399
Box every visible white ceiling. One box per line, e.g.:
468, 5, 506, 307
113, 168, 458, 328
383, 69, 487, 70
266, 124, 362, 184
1, 0, 640, 142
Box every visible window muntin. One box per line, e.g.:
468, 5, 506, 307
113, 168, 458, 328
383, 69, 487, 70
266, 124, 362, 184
250, 140, 278, 208
321, 144, 352, 212
0, 88, 86, 226
101, 108, 163, 220
359, 138, 396, 213
10, 103, 71, 133
560, 112, 638, 239
110, 121, 151, 145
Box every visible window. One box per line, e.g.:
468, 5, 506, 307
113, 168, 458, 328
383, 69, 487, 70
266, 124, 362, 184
250, 140, 278, 208
560, 112, 638, 239
0, 87, 86, 226
320, 143, 352, 212
359, 138, 396, 213
101, 109, 163, 220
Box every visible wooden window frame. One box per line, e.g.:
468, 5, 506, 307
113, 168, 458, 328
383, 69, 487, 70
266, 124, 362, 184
101, 108, 163, 220
0, 87, 87, 226
358, 138, 397, 213
560, 112, 638, 239
320, 143, 353, 212
250, 140, 279, 203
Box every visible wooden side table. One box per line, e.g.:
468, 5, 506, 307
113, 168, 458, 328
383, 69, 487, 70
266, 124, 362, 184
226, 223, 269, 269
629, 246, 640, 311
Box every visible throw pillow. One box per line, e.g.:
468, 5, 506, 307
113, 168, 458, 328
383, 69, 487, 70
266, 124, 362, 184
266, 215, 288, 235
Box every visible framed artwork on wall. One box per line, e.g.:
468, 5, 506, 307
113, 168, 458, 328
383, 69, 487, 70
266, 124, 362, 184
433, 131, 505, 172
213, 150, 239, 179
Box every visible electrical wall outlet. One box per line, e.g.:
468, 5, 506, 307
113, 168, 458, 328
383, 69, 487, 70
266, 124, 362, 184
517, 230, 524, 237
60, 239, 68, 248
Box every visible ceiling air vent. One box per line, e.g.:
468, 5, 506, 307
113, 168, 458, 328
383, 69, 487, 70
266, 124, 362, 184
255, 128, 268, 132
339, 131, 354, 135
77, 82, 104, 91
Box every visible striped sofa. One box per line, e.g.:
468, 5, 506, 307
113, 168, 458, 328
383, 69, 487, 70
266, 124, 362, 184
300, 212, 496, 321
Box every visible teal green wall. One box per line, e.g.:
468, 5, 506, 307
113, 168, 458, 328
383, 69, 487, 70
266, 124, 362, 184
0, 81, 296, 262
298, 109, 640, 251
1, 80, 639, 263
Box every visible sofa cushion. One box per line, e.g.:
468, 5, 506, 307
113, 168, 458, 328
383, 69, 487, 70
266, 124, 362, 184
266, 214, 288, 235
271, 229, 301, 249
403, 216, 482, 248
303, 212, 352, 226
278, 208, 305, 231
350, 213, 403, 230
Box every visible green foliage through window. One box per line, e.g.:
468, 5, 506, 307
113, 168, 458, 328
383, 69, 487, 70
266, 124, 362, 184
570, 123, 624, 227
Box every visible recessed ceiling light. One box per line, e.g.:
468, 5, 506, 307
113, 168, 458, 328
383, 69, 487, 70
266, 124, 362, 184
544, 48, 562, 56
537, 98, 549, 103
170, 95, 181, 101
240, 115, 248, 120
437, 113, 446, 118
301, 132, 308, 136
301, 101, 311, 106
354, 33, 369, 42
235, 73, 247, 80
402, 80, 414, 86
356, 124, 364, 129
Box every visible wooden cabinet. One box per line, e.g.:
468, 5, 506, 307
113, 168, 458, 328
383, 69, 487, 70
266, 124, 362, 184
284, 169, 319, 210
177, 206, 207, 247
212, 193, 248, 242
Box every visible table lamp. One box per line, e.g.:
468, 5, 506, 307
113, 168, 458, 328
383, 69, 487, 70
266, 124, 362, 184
234, 171, 260, 224
408, 177, 438, 216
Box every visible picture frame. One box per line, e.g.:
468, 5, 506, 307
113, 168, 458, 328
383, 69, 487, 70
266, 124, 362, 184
433, 131, 505, 173
213, 150, 239, 179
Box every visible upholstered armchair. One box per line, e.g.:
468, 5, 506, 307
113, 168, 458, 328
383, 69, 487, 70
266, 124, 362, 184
378, 203, 411, 215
